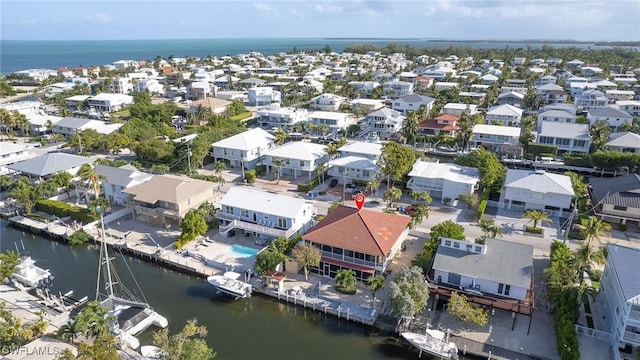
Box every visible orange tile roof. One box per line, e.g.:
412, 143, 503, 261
419, 118, 459, 131
303, 206, 410, 257
434, 114, 459, 122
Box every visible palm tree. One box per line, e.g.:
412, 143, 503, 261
573, 216, 612, 245
77, 163, 104, 203
367, 179, 379, 200
383, 187, 403, 208
572, 243, 605, 284
88, 198, 111, 215
410, 190, 432, 205
0, 108, 12, 141
73, 301, 114, 339
401, 111, 420, 146
12, 111, 29, 138
409, 205, 429, 229
271, 157, 285, 184
274, 128, 287, 146
336, 269, 357, 291
480, 219, 503, 238
315, 162, 328, 185
522, 209, 552, 229
58, 320, 80, 344
324, 142, 340, 159
366, 274, 385, 304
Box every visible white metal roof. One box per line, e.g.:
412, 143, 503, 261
220, 187, 311, 219
472, 124, 521, 137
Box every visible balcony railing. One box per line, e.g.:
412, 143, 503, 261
629, 309, 640, 321
624, 331, 640, 344
320, 250, 380, 269
123, 200, 179, 218
216, 212, 295, 238
407, 179, 443, 191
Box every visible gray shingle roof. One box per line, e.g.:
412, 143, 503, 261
398, 94, 435, 104
96, 164, 153, 188
7, 153, 93, 177
432, 238, 533, 289
589, 174, 640, 209
606, 244, 640, 304
587, 108, 633, 118
606, 132, 640, 149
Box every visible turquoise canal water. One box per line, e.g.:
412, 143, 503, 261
0, 220, 431, 360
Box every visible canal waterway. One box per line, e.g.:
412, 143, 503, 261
0, 220, 440, 360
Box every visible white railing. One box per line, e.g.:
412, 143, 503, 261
575, 325, 612, 342
624, 331, 640, 344
320, 250, 378, 269
630, 309, 640, 321
217, 212, 295, 238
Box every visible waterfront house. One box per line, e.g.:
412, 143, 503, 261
123, 174, 218, 227
382, 81, 414, 99
217, 187, 315, 239
262, 141, 328, 180
211, 127, 275, 171
612, 100, 640, 118
536, 122, 591, 155
7, 153, 92, 180
470, 124, 521, 152
310, 93, 346, 111
327, 141, 382, 185
53, 117, 123, 136
361, 108, 405, 139
536, 109, 577, 131
588, 174, 640, 226
391, 94, 435, 115
419, 114, 459, 136
499, 169, 574, 213
0, 101, 43, 116
96, 164, 153, 206
247, 87, 282, 106
486, 104, 523, 126
598, 244, 640, 352
431, 238, 533, 302
303, 205, 411, 280
256, 103, 308, 131
308, 111, 355, 134
0, 142, 37, 175
587, 108, 634, 131
407, 160, 479, 205
606, 132, 640, 153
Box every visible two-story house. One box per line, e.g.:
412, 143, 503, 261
499, 169, 574, 213
0, 143, 37, 175
606, 132, 640, 154
612, 100, 640, 118
217, 187, 315, 240
303, 205, 410, 280
87, 93, 134, 112
536, 109, 577, 131
587, 108, 634, 131
361, 108, 405, 139
211, 127, 275, 172
536, 122, 591, 155
308, 111, 355, 134
263, 141, 329, 180
96, 164, 153, 206
496, 91, 524, 107
247, 87, 282, 106
407, 160, 480, 205
256, 104, 308, 131
589, 174, 640, 226
470, 124, 521, 152
123, 174, 218, 228
598, 244, 640, 353
575, 89, 609, 110
382, 81, 414, 99
443, 103, 479, 117
431, 238, 533, 302
391, 94, 436, 115
419, 114, 460, 136
486, 104, 523, 126
327, 141, 382, 185
310, 93, 346, 111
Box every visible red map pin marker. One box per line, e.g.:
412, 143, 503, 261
354, 193, 365, 211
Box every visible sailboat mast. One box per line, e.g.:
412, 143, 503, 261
101, 211, 115, 298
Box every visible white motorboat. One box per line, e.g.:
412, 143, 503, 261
401, 329, 459, 359
11, 256, 54, 290
207, 271, 252, 299
95, 211, 168, 350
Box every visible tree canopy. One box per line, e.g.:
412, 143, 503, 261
388, 265, 429, 318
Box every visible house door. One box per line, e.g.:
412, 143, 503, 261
253, 213, 257, 222
323, 263, 330, 277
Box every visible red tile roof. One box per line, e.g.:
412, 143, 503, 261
419, 118, 459, 131
303, 206, 410, 257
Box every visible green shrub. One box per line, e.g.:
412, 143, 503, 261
254, 165, 267, 177
68, 230, 91, 245
297, 176, 321, 192
245, 169, 257, 183
525, 226, 543, 234
35, 200, 99, 224
528, 143, 558, 158
229, 111, 253, 122
587, 269, 603, 282
335, 285, 357, 295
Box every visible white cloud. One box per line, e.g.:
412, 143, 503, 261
83, 12, 112, 24
315, 2, 343, 14
253, 2, 272, 13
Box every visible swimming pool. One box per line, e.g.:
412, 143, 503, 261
227, 244, 259, 258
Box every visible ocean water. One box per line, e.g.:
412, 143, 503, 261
0, 38, 624, 75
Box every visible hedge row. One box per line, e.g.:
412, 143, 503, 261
229, 111, 253, 122
527, 143, 559, 158
35, 199, 100, 224
476, 189, 490, 221
297, 176, 322, 193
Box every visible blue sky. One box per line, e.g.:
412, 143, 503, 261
2, 0, 639, 41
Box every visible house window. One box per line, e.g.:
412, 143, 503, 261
299, 160, 305, 167
453, 242, 460, 248
278, 217, 287, 228
444, 240, 452, 246
498, 283, 503, 294
613, 205, 627, 211
475, 246, 482, 252
504, 285, 510, 296
241, 209, 249, 217
225, 206, 234, 214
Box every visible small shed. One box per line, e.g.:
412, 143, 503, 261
263, 270, 287, 293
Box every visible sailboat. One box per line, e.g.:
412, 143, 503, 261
95, 211, 168, 350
